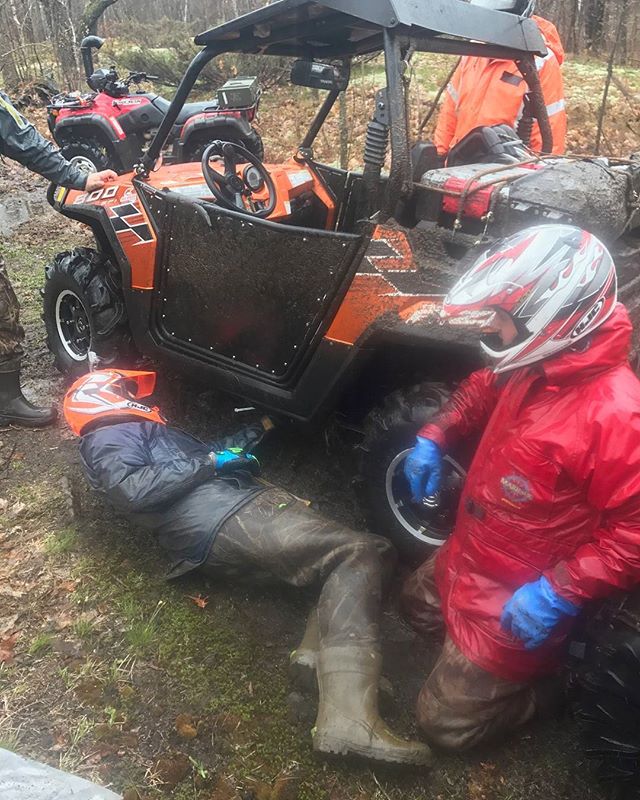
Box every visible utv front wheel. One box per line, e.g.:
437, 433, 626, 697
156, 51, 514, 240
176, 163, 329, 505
43, 248, 132, 375
359, 383, 466, 563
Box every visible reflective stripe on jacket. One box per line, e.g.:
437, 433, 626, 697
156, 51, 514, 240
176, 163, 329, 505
433, 16, 566, 157
418, 304, 640, 681
0, 90, 87, 189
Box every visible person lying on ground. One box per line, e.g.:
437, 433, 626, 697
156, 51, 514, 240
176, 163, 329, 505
402, 223, 640, 751
433, 0, 566, 158
0, 89, 117, 427
62, 370, 431, 768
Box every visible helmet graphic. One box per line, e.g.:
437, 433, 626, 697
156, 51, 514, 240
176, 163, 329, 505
443, 225, 617, 373
64, 369, 165, 435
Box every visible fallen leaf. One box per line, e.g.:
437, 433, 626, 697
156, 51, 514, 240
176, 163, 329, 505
9, 501, 26, 518
0, 586, 25, 599
57, 579, 78, 593
154, 752, 191, 787
186, 594, 209, 609
0, 632, 19, 664
0, 613, 19, 636
175, 713, 198, 739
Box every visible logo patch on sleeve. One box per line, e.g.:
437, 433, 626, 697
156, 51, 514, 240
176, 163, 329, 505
500, 474, 533, 505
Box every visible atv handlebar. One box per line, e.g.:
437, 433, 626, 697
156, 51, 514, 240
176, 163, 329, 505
126, 72, 160, 85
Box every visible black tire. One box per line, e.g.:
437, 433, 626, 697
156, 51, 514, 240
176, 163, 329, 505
359, 383, 466, 563
43, 247, 132, 376
59, 136, 116, 173
571, 592, 640, 800
184, 128, 265, 163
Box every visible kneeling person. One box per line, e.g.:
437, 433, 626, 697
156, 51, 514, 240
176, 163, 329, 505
63, 370, 430, 767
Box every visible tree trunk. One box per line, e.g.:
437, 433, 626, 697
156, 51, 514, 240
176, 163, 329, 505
38, 0, 80, 87
81, 0, 120, 37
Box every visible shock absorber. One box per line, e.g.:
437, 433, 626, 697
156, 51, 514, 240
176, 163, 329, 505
516, 92, 534, 148
361, 88, 390, 215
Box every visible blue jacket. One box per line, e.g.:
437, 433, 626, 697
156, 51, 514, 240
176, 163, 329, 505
79, 420, 265, 578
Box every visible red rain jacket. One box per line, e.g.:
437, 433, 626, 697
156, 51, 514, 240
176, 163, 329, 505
434, 16, 566, 157
419, 304, 640, 682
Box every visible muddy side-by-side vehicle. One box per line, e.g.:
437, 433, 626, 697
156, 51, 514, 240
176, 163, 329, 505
41, 1, 640, 789
42, 0, 640, 558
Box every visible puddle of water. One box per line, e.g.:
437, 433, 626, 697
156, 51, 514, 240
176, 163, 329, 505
0, 192, 49, 237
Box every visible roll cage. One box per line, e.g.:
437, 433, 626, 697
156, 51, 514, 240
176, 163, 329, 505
140, 0, 550, 214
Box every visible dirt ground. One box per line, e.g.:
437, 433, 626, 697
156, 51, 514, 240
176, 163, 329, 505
0, 59, 625, 799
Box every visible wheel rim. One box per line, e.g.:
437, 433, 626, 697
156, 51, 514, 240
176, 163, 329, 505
55, 289, 91, 361
385, 448, 466, 547
69, 155, 97, 174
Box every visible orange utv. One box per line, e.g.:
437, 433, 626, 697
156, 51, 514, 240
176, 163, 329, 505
43, 0, 640, 560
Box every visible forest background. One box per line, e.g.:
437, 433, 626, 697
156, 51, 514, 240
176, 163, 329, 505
1, 0, 639, 171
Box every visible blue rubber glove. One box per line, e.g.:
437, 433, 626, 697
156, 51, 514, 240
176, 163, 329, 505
501, 576, 580, 650
211, 447, 260, 476
404, 436, 443, 503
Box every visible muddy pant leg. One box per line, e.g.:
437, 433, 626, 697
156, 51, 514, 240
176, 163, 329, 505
400, 552, 445, 638
0, 257, 25, 372
203, 488, 396, 648
401, 553, 535, 749
416, 636, 536, 751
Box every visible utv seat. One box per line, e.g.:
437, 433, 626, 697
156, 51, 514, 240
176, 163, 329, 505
152, 96, 220, 125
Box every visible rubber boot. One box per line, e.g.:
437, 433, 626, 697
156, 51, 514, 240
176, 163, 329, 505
289, 608, 319, 693
0, 369, 57, 427
290, 610, 395, 699
312, 645, 432, 766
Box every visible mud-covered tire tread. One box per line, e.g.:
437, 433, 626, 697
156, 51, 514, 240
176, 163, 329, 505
58, 136, 116, 172
572, 595, 640, 799
359, 382, 451, 562
43, 247, 132, 375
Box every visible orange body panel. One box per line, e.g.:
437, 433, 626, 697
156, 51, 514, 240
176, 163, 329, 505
64, 179, 159, 289
325, 226, 444, 346
62, 158, 336, 290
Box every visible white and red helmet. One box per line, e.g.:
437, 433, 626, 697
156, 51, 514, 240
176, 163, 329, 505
64, 369, 165, 436
443, 224, 617, 373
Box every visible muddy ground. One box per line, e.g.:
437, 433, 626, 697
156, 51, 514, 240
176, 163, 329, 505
0, 112, 615, 799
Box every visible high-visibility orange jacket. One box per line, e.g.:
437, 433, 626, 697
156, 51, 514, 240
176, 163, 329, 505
433, 16, 566, 157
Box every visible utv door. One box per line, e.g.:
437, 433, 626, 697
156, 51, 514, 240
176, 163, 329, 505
144, 189, 363, 384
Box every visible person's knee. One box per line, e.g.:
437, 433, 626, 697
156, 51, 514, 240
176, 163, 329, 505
415, 687, 485, 752
342, 532, 395, 564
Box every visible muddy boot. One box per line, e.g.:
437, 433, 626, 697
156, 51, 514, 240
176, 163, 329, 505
312, 645, 432, 766
290, 608, 319, 693
0, 369, 57, 427
290, 610, 395, 700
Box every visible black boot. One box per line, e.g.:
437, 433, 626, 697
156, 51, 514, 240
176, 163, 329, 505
0, 369, 57, 427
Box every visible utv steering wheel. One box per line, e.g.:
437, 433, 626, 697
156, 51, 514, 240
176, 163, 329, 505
202, 141, 277, 218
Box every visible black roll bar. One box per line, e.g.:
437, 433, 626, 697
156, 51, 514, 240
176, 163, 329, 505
140, 46, 219, 175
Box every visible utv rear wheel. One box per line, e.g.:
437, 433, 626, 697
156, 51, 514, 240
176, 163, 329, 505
59, 137, 115, 173
43, 248, 132, 375
359, 383, 466, 563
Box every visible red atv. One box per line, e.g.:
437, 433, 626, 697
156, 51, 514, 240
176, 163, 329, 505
47, 35, 264, 174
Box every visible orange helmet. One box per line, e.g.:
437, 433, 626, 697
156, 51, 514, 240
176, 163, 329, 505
64, 369, 165, 436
